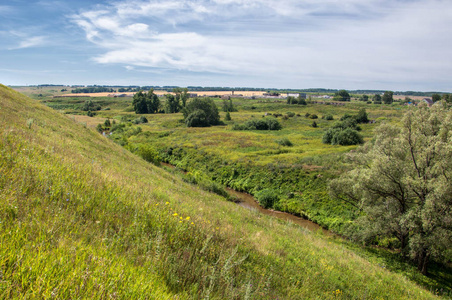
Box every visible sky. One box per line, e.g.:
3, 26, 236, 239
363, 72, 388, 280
1, 0, 451, 91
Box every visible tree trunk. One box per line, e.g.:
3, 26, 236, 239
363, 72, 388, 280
417, 250, 429, 275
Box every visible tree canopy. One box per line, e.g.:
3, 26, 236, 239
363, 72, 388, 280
329, 103, 452, 274
382, 91, 394, 104
132, 89, 160, 114
182, 98, 220, 127
333, 90, 351, 102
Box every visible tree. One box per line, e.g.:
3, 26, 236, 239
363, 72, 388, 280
329, 103, 452, 274
165, 94, 181, 113
355, 108, 369, 124
297, 94, 307, 105
334, 90, 351, 102
173, 88, 189, 108
182, 98, 220, 127
132, 90, 160, 114
359, 94, 369, 102
373, 94, 382, 103
432, 93, 441, 103
146, 89, 160, 113
382, 91, 394, 104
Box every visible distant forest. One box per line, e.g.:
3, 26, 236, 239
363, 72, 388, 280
33, 84, 446, 96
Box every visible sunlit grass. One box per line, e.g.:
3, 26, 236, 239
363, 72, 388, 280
1, 85, 446, 299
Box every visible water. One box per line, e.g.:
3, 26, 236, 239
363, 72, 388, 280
226, 188, 329, 234
162, 162, 329, 234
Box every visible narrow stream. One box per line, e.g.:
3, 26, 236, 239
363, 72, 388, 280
162, 162, 330, 234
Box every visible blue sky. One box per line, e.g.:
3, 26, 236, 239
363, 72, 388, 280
1, 0, 451, 91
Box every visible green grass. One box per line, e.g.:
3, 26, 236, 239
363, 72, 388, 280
1, 85, 448, 299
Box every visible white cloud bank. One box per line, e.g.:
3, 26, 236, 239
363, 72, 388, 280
71, 0, 452, 90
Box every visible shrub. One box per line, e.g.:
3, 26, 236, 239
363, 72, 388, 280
183, 98, 220, 127
305, 113, 311, 118
309, 114, 318, 119
233, 118, 282, 131
225, 111, 232, 121
87, 111, 96, 117
323, 128, 363, 145
276, 137, 293, 147
255, 189, 279, 209
135, 144, 160, 165
355, 108, 369, 124
286, 112, 295, 117
325, 114, 334, 120
311, 121, 318, 128
185, 109, 209, 127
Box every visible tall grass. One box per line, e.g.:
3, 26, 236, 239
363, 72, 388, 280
0, 85, 444, 299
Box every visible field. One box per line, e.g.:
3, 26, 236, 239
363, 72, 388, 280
3, 85, 451, 298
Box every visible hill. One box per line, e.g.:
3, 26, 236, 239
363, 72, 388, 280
0, 84, 441, 298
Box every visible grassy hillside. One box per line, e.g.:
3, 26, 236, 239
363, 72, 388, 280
0, 84, 443, 299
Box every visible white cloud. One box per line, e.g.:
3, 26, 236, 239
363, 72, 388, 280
71, 0, 452, 90
7, 31, 48, 50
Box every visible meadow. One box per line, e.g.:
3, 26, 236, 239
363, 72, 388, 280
2, 85, 451, 298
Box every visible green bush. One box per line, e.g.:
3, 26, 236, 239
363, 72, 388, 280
185, 109, 209, 127
135, 144, 160, 165
323, 128, 363, 146
325, 114, 334, 120
183, 98, 220, 127
276, 137, 293, 147
255, 189, 279, 209
286, 112, 295, 117
309, 114, 318, 119
233, 118, 282, 131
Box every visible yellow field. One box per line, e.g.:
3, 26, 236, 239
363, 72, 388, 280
61, 90, 269, 97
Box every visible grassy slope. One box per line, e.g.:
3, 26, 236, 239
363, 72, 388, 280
0, 84, 440, 299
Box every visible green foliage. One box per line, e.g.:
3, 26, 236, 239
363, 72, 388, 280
132, 89, 160, 114
165, 94, 181, 113
333, 90, 351, 101
330, 104, 452, 275
135, 144, 161, 165
275, 137, 293, 146
311, 121, 318, 128
225, 111, 232, 121
87, 110, 96, 117
182, 98, 220, 127
359, 94, 369, 102
133, 116, 148, 124
222, 99, 237, 112
309, 114, 318, 119
355, 108, 369, 124
255, 189, 279, 209
82, 100, 101, 111
431, 93, 441, 103
382, 91, 394, 104
373, 94, 382, 103
329, 128, 363, 145
286, 112, 295, 117
325, 114, 334, 120
232, 118, 282, 131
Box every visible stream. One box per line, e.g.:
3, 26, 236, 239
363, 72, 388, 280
162, 162, 329, 234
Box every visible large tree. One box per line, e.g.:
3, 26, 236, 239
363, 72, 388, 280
132, 89, 160, 114
334, 90, 351, 101
182, 98, 220, 127
329, 103, 452, 275
382, 91, 394, 104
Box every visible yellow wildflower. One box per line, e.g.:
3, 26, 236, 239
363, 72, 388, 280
173, 213, 178, 216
